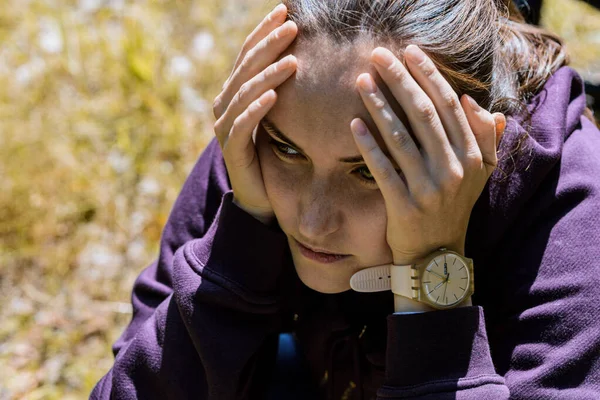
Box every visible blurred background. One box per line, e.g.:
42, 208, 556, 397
0, 0, 598, 398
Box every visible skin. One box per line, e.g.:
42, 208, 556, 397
255, 39, 401, 294
213, 5, 506, 307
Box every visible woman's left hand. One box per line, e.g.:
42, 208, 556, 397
351, 45, 506, 266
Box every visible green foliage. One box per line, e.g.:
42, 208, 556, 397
542, 0, 600, 81
0, 0, 273, 397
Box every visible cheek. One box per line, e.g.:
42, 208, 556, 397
255, 138, 298, 218
347, 192, 390, 260
262, 161, 297, 211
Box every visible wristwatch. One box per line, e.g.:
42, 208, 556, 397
349, 247, 474, 310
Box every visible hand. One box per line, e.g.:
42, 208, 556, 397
212, 4, 298, 224
351, 45, 506, 265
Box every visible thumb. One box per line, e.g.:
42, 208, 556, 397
461, 94, 497, 169
493, 113, 506, 150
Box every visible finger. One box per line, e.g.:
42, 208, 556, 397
215, 20, 297, 119
350, 118, 409, 204
355, 73, 430, 192
370, 47, 455, 171
461, 94, 498, 174
494, 113, 507, 149
403, 45, 479, 157
227, 90, 277, 167
216, 54, 297, 144
223, 4, 288, 90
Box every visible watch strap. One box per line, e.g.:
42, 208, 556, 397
349, 263, 415, 297
390, 264, 416, 299
349, 264, 391, 292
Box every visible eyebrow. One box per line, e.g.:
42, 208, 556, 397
261, 117, 366, 164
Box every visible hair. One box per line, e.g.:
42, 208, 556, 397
281, 0, 596, 182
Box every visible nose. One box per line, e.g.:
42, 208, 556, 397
297, 181, 342, 240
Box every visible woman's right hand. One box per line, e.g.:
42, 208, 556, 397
212, 4, 298, 225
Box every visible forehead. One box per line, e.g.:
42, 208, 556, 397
268, 37, 411, 152
272, 38, 372, 129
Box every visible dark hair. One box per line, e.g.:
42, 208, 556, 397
282, 0, 592, 182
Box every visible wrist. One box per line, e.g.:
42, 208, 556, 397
392, 244, 465, 266
232, 196, 275, 225
394, 295, 436, 313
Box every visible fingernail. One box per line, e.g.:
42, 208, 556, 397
271, 3, 286, 16
495, 115, 506, 135
277, 54, 295, 69
405, 45, 426, 64
352, 119, 368, 137
278, 21, 295, 37
357, 74, 376, 94
372, 47, 395, 68
465, 94, 482, 112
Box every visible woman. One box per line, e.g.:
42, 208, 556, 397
91, 1, 600, 399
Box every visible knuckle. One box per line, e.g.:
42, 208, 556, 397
459, 146, 484, 169
240, 51, 253, 71
371, 94, 387, 111
364, 142, 380, 157
420, 60, 437, 78
390, 65, 408, 84
265, 63, 277, 78
415, 101, 436, 123
390, 129, 413, 151
212, 95, 224, 119
380, 109, 394, 124
237, 82, 251, 104
466, 153, 484, 169
213, 117, 224, 134
248, 97, 263, 114
267, 28, 280, 45
231, 113, 245, 135
441, 91, 460, 110
442, 165, 464, 190
376, 163, 395, 182
486, 154, 498, 168
214, 120, 229, 148
416, 184, 442, 209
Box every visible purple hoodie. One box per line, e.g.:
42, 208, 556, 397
90, 66, 600, 399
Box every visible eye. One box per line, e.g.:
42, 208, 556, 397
269, 138, 303, 159
352, 165, 403, 186
352, 165, 376, 183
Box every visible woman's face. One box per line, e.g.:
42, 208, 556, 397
255, 40, 412, 294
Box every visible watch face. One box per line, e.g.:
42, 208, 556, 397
421, 253, 470, 307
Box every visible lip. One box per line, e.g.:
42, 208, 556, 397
294, 238, 350, 264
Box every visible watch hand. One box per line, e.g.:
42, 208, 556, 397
428, 270, 446, 280
433, 280, 445, 291
442, 278, 448, 303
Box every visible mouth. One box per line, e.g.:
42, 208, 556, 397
293, 238, 350, 264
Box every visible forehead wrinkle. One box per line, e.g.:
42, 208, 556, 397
272, 38, 415, 161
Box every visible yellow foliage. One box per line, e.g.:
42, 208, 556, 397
0, 0, 598, 398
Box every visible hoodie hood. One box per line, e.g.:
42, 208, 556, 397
287, 65, 594, 400
467, 65, 589, 256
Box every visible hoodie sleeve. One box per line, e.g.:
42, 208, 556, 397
376, 112, 600, 398
90, 138, 291, 399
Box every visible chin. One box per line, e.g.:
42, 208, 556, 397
292, 254, 353, 294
